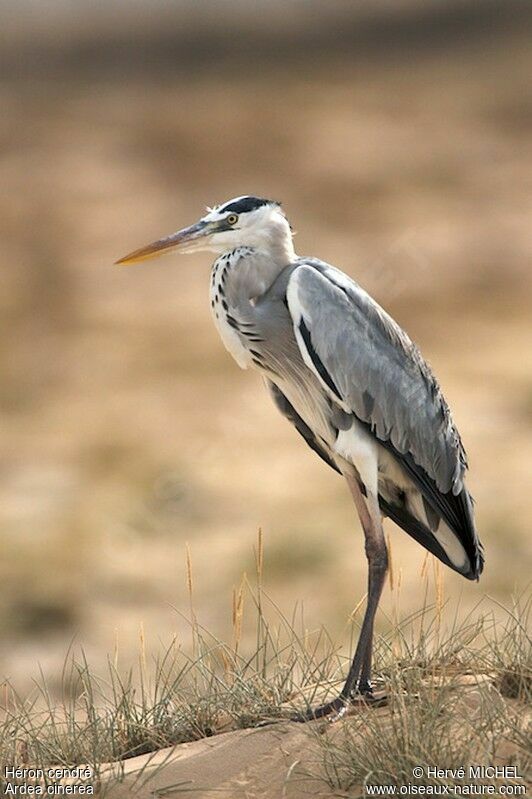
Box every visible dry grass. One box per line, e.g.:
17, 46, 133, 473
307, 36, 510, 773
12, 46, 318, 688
314, 595, 531, 794
0, 542, 529, 795
0, 575, 340, 783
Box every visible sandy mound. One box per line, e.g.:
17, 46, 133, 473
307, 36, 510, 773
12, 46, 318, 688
101, 721, 335, 798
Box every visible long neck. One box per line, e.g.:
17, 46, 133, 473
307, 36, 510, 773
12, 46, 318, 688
209, 240, 294, 369
240, 249, 292, 301
256, 225, 296, 267
217, 240, 296, 304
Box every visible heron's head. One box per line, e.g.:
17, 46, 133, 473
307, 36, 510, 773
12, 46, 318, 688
116, 196, 294, 265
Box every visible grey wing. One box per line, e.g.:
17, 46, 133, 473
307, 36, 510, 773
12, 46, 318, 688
286, 261, 483, 580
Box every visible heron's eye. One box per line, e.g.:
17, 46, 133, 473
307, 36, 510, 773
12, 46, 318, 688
226, 214, 239, 226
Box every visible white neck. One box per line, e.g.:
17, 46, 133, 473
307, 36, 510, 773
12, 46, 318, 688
249, 225, 296, 265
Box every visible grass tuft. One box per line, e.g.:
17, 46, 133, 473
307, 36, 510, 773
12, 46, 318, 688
0, 556, 529, 795
313, 592, 531, 794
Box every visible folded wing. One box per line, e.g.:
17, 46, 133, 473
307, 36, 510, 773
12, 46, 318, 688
286, 261, 483, 580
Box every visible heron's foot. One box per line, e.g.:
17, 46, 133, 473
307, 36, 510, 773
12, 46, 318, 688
291, 695, 350, 723
291, 684, 388, 723
358, 678, 373, 695
253, 717, 285, 728
356, 675, 389, 702
357, 685, 388, 706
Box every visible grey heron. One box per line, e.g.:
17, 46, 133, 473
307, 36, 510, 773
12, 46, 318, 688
117, 195, 484, 720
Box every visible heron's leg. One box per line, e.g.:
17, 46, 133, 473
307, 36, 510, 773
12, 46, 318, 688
338, 474, 388, 700
359, 511, 386, 694
292, 474, 387, 722
358, 646, 374, 695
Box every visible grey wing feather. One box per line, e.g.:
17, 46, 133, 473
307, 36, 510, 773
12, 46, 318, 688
286, 260, 483, 579
287, 261, 466, 495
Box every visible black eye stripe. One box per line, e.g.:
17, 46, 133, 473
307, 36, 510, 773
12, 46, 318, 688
218, 196, 279, 215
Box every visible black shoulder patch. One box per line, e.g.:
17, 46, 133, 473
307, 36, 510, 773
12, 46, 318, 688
298, 318, 343, 401
219, 196, 279, 215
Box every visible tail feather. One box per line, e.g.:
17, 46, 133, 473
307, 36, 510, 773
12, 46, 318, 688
379, 489, 483, 580
377, 442, 484, 580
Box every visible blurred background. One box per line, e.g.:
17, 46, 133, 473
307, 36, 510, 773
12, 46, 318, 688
1, 0, 531, 695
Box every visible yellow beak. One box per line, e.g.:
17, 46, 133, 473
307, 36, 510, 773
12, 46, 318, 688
115, 220, 211, 265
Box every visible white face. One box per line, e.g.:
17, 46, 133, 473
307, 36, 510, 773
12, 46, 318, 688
198, 197, 291, 254
116, 195, 293, 265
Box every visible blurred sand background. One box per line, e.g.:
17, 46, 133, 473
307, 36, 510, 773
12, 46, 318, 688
0, 0, 531, 695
